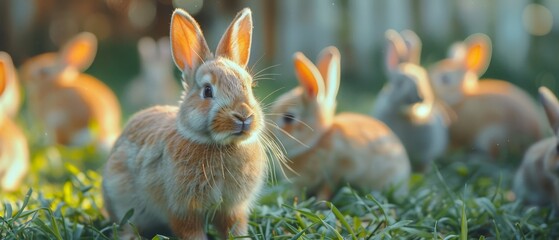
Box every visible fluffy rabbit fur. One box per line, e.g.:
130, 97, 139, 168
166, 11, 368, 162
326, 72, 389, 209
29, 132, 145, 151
373, 30, 449, 172
0, 52, 29, 192
513, 87, 559, 209
19, 32, 121, 151
103, 8, 273, 239
428, 33, 545, 158
270, 46, 411, 200
124, 36, 181, 112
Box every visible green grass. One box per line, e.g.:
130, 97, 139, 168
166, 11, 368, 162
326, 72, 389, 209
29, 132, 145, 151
2, 144, 559, 239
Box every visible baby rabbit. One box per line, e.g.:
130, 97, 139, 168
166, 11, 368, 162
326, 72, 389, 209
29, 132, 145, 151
373, 29, 449, 172
513, 87, 559, 209
0, 52, 29, 192
124, 36, 181, 112
103, 8, 273, 239
270, 46, 411, 200
428, 33, 545, 158
19, 32, 121, 151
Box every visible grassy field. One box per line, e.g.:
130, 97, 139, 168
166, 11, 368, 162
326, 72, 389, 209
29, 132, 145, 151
2, 144, 559, 239
2, 42, 559, 240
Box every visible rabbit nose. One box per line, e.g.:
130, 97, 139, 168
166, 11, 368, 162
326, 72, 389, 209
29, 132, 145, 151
233, 113, 254, 132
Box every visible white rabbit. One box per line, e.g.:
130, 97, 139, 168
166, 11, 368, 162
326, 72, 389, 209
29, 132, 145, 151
19, 32, 121, 151
270, 46, 411, 200
103, 8, 276, 239
513, 86, 559, 209
0, 52, 29, 192
373, 29, 449, 172
124, 36, 181, 112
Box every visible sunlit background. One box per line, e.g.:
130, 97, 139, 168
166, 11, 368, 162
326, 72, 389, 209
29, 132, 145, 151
1, 0, 558, 113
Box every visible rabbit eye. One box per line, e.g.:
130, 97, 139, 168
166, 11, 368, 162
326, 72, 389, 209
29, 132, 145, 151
283, 113, 295, 124
555, 143, 559, 153
203, 85, 213, 98
441, 74, 452, 85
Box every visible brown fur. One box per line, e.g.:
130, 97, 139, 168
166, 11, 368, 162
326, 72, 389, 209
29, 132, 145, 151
271, 47, 411, 200
429, 34, 545, 158
19, 33, 121, 149
103, 8, 270, 239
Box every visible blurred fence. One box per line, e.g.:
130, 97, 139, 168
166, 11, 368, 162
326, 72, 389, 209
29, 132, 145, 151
1, 0, 558, 94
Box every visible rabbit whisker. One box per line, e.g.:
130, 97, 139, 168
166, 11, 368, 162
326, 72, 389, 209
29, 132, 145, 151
265, 113, 314, 132
265, 120, 310, 149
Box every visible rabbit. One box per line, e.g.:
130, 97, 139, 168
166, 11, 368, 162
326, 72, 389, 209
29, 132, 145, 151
513, 86, 559, 209
102, 8, 277, 239
270, 46, 411, 200
428, 33, 546, 159
372, 29, 450, 172
0, 52, 29, 192
19, 32, 121, 151
123, 36, 181, 112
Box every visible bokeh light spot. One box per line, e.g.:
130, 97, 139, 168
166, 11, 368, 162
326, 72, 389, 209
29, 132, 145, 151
173, 0, 204, 15
522, 3, 553, 36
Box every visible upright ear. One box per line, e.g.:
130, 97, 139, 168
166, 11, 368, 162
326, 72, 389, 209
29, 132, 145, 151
170, 8, 211, 77
0, 52, 14, 97
0, 59, 6, 97
216, 8, 253, 68
384, 29, 407, 72
463, 33, 492, 76
60, 32, 98, 71
539, 86, 559, 132
448, 42, 466, 60
400, 30, 422, 65
316, 46, 340, 107
293, 52, 325, 102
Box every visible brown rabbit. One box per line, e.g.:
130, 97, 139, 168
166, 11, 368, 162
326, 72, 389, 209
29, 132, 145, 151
103, 8, 275, 239
513, 87, 559, 209
270, 46, 411, 200
0, 52, 29, 192
19, 32, 121, 151
428, 33, 545, 158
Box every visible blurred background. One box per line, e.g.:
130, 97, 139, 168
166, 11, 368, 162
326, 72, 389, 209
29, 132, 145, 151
1, 0, 558, 114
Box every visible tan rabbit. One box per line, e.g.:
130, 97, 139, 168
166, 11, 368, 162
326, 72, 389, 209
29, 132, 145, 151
0, 52, 29, 192
102, 8, 276, 239
513, 87, 559, 208
19, 32, 121, 151
428, 33, 545, 158
373, 30, 449, 172
0, 52, 22, 118
270, 46, 411, 200
124, 36, 181, 112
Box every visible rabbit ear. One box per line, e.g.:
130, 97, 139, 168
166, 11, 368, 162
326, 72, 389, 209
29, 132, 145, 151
539, 87, 559, 132
0, 59, 6, 97
293, 52, 325, 102
170, 9, 211, 78
216, 8, 252, 68
463, 33, 492, 76
60, 32, 97, 71
448, 42, 466, 60
384, 29, 407, 72
316, 46, 340, 108
400, 30, 422, 65
0, 52, 14, 97
138, 37, 157, 63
